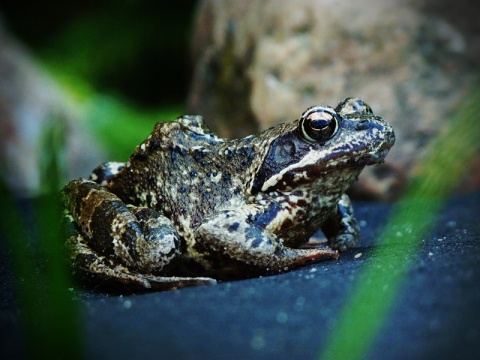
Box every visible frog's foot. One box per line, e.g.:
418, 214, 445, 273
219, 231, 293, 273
89, 161, 125, 186
328, 233, 358, 252
321, 193, 360, 251
67, 233, 216, 291
196, 208, 338, 277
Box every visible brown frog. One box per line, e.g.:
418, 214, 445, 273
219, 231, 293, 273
62, 98, 395, 291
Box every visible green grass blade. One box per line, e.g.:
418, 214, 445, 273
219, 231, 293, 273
318, 86, 480, 360
0, 119, 83, 359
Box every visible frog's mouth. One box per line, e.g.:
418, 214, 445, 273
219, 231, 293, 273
358, 147, 391, 166
336, 132, 395, 168
257, 146, 391, 193
299, 141, 393, 182
254, 132, 394, 194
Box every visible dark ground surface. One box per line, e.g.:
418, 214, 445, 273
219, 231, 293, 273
1, 192, 479, 360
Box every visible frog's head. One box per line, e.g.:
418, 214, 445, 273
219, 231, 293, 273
250, 98, 395, 194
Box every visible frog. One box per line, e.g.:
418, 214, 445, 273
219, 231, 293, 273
62, 98, 395, 291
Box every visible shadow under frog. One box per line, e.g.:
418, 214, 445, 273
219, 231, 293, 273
62, 98, 395, 291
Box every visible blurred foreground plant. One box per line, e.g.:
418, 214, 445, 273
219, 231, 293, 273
0, 119, 83, 359
318, 86, 480, 360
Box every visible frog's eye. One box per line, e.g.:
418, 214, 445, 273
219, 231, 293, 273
299, 107, 339, 144
336, 98, 373, 116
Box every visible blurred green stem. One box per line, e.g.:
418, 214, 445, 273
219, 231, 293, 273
1, 119, 83, 359
319, 86, 480, 360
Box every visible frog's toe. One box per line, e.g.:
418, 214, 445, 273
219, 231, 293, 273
72, 251, 153, 290
68, 232, 216, 291
144, 275, 217, 291
73, 246, 216, 291
328, 233, 358, 251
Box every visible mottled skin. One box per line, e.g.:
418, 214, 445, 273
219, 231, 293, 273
62, 98, 395, 291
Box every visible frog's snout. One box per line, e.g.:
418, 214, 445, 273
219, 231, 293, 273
354, 119, 370, 131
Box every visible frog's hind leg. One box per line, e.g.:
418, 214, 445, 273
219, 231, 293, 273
62, 180, 216, 291
196, 208, 338, 278
66, 231, 216, 291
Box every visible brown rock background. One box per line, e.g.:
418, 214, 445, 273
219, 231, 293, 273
0, 1, 478, 200
188, 0, 480, 200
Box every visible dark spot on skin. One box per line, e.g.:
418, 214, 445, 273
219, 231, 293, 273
241, 158, 250, 166
89, 163, 124, 185
163, 246, 179, 258
357, 119, 383, 132
296, 199, 308, 207
146, 193, 153, 205
245, 227, 264, 248
133, 207, 154, 221
147, 175, 155, 184
291, 190, 305, 197
192, 149, 206, 162
150, 139, 160, 150
280, 218, 294, 231
251, 237, 263, 248
228, 147, 256, 171
227, 222, 240, 233
237, 146, 255, 158
133, 148, 148, 160
222, 172, 231, 183
188, 132, 209, 141
172, 145, 187, 156
253, 202, 280, 228
221, 149, 235, 160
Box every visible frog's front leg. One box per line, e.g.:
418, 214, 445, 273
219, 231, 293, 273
89, 161, 125, 186
196, 205, 338, 277
321, 193, 360, 251
63, 180, 215, 290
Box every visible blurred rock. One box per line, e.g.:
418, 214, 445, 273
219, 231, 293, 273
0, 19, 105, 195
188, 0, 480, 200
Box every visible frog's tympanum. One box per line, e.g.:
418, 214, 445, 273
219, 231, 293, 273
63, 98, 395, 291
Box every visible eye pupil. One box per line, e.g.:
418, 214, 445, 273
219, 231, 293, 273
311, 118, 329, 128
299, 107, 339, 144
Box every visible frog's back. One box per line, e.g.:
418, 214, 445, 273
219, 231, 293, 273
106, 116, 250, 237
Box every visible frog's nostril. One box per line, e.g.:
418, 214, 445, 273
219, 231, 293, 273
355, 119, 370, 130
